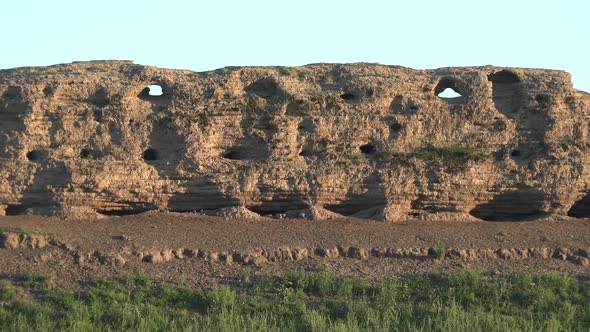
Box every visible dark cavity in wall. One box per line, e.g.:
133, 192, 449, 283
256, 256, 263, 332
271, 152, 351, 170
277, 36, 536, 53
222, 150, 248, 160
340, 92, 358, 101
244, 78, 279, 99
469, 187, 546, 221
299, 149, 312, 157
4, 204, 32, 216
390, 95, 404, 113
96, 208, 153, 216
567, 193, 590, 218
488, 70, 522, 117
143, 148, 159, 161
26, 150, 41, 162
390, 122, 403, 133
247, 201, 310, 216
359, 144, 376, 155
88, 88, 110, 107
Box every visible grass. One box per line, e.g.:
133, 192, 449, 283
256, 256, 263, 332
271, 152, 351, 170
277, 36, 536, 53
0, 270, 589, 331
380, 144, 488, 172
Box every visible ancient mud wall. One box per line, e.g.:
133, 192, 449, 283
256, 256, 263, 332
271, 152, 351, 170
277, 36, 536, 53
0, 60, 589, 221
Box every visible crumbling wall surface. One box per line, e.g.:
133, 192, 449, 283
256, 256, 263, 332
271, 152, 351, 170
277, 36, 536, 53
0, 60, 589, 221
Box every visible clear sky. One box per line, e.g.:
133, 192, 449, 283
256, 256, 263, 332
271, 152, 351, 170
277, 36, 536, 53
2, 0, 589, 91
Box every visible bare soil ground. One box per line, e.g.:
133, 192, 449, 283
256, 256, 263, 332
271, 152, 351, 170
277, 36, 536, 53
1, 213, 590, 290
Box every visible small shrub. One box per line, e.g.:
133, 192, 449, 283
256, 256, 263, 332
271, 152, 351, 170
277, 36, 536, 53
348, 152, 366, 163
24, 208, 33, 216
242, 267, 252, 283
278, 66, 296, 76
435, 240, 447, 260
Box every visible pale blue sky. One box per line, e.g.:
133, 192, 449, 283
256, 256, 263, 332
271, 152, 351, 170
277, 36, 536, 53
2, 0, 588, 91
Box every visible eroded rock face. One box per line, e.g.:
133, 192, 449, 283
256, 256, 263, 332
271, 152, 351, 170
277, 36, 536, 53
1, 60, 589, 221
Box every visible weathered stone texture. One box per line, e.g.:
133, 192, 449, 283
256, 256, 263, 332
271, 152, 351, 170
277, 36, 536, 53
1, 60, 589, 221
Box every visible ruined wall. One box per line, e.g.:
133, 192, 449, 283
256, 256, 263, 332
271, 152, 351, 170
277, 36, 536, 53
0, 60, 589, 221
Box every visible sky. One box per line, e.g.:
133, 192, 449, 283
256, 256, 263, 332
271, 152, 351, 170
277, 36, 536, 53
1, 0, 589, 91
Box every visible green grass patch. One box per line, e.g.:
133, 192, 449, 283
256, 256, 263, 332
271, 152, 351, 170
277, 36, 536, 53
0, 271, 589, 331
380, 144, 487, 172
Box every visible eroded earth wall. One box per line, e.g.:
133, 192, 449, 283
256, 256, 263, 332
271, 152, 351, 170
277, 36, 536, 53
1, 61, 589, 221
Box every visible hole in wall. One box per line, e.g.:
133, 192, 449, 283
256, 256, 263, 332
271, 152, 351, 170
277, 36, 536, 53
359, 144, 376, 154
434, 78, 463, 101
299, 149, 312, 157
138, 84, 166, 100
340, 92, 357, 101
390, 123, 403, 133
26, 150, 41, 162
510, 150, 521, 157
143, 148, 159, 161
469, 187, 546, 221
4, 204, 32, 216
488, 70, 522, 116
437, 88, 462, 98
567, 193, 590, 218
147, 85, 163, 96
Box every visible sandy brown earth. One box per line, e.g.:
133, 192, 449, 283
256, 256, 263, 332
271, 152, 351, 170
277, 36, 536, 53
1, 213, 590, 289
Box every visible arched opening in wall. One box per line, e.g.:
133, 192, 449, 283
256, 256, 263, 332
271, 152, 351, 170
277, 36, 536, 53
434, 78, 463, 103
488, 70, 522, 117
138, 84, 166, 100
567, 193, 590, 218
26, 150, 41, 162
469, 187, 546, 221
147, 85, 163, 96
359, 144, 376, 155
4, 204, 30, 216
246, 201, 310, 217
143, 148, 159, 161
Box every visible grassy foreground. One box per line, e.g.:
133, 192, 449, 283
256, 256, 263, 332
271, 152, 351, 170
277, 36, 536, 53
1, 270, 589, 331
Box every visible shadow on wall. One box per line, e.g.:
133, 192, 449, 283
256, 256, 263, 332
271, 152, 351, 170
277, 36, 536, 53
469, 187, 546, 221
488, 70, 522, 117
323, 172, 387, 218
167, 180, 237, 212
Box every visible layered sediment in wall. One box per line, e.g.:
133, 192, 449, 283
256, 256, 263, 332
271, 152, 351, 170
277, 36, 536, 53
0, 60, 589, 221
